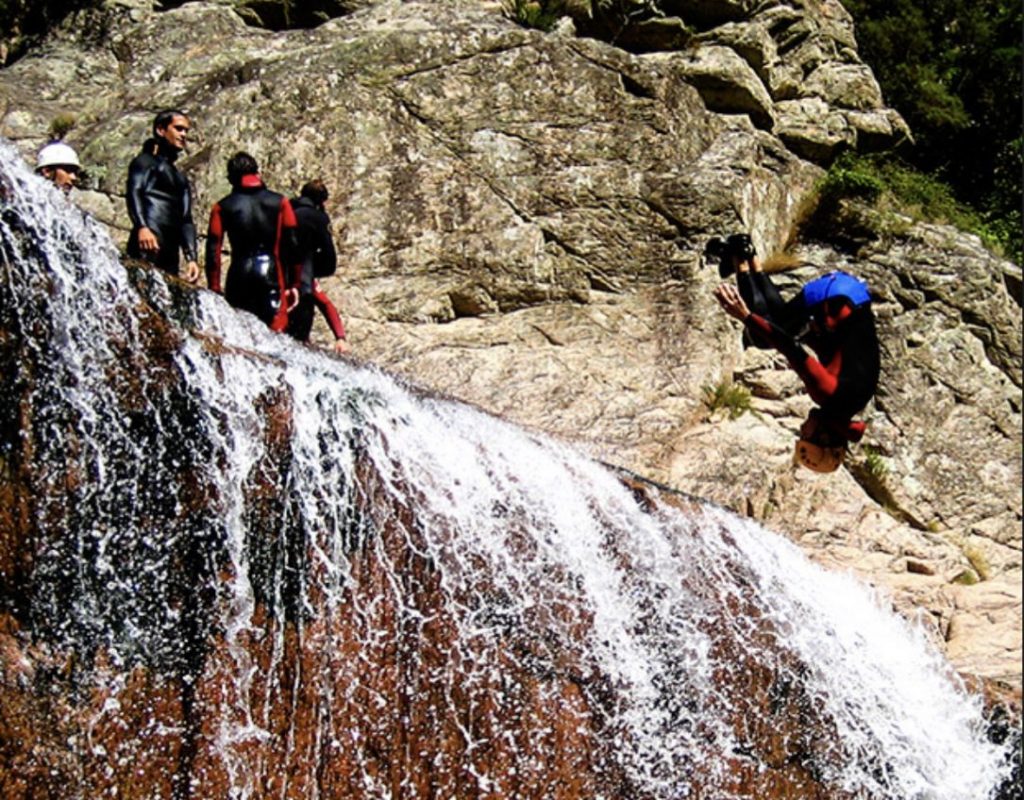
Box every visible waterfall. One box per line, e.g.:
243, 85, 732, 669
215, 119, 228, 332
0, 139, 1013, 799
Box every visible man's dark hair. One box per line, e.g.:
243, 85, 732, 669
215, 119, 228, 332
152, 109, 189, 136
300, 178, 329, 206
226, 151, 259, 187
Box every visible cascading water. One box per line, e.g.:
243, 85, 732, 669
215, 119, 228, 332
0, 139, 1014, 799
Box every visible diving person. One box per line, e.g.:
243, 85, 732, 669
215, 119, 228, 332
204, 151, 300, 331
710, 235, 881, 473
125, 109, 200, 283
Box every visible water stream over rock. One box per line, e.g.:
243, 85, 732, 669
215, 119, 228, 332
0, 140, 1013, 799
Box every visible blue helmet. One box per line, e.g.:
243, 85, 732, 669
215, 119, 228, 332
801, 271, 871, 309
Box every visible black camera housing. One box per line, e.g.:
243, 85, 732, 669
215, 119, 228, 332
704, 233, 756, 278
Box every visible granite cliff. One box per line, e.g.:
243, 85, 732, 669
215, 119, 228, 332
0, 138, 1017, 799
0, 0, 1019, 725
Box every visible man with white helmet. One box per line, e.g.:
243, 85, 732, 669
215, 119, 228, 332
36, 141, 81, 195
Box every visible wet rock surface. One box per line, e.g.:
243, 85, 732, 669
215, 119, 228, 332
0, 0, 1019, 758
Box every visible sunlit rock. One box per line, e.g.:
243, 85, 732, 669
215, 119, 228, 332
1, 143, 1018, 798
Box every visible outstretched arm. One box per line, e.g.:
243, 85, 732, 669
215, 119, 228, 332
714, 283, 751, 322
744, 313, 840, 404
312, 281, 348, 353
312, 282, 346, 339
717, 283, 837, 403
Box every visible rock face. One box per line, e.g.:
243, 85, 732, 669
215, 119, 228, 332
4, 160, 1015, 799
573, 0, 910, 160
0, 0, 1019, 700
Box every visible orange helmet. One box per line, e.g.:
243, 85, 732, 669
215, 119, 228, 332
794, 438, 845, 473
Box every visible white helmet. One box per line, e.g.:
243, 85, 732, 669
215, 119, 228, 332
36, 141, 81, 171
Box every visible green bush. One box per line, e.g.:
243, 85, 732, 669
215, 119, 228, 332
841, 0, 1022, 265
860, 444, 889, 482
702, 380, 752, 420
818, 154, 886, 206
48, 113, 76, 140
813, 153, 1019, 260
502, 0, 568, 32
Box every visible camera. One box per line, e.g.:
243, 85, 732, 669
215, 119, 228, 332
703, 233, 756, 278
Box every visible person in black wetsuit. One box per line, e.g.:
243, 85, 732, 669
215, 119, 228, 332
125, 110, 199, 282
286, 179, 350, 354
204, 151, 300, 331
710, 234, 881, 472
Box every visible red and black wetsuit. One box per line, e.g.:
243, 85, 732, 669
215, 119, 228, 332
125, 139, 198, 274
205, 175, 299, 331
286, 195, 345, 343
740, 271, 880, 443
292, 280, 348, 344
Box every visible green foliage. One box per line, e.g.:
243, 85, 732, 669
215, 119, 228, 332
952, 569, 980, 586
702, 380, 751, 420
943, 531, 992, 584
841, 0, 1022, 264
502, 0, 568, 32
962, 542, 993, 582
813, 152, 1018, 259
818, 154, 886, 206
860, 444, 888, 482
48, 113, 76, 140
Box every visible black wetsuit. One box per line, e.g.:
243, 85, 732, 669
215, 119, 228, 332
740, 271, 881, 438
205, 175, 299, 330
125, 139, 198, 275
737, 271, 805, 349
286, 195, 338, 342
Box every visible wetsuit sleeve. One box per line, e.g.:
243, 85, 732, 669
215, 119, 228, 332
205, 203, 224, 293
275, 198, 301, 289
125, 157, 155, 230
775, 289, 810, 336
312, 282, 346, 340
180, 179, 198, 263
738, 273, 809, 334
269, 198, 300, 332
745, 314, 839, 406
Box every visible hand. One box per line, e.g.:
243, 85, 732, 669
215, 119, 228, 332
285, 288, 299, 312
183, 260, 200, 284
714, 283, 751, 322
333, 338, 350, 355
137, 227, 159, 253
